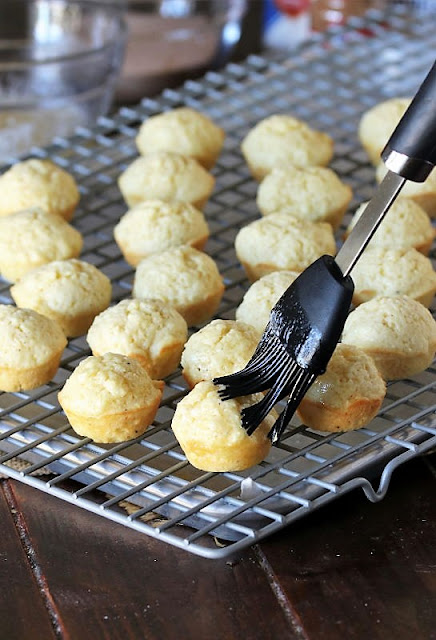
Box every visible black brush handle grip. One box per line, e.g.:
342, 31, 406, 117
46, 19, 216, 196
382, 60, 436, 182
271, 255, 354, 374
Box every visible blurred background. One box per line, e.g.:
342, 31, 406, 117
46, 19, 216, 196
0, 0, 433, 161
115, 0, 436, 103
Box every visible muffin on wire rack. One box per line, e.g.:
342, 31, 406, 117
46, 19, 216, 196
296, 343, 386, 432
181, 319, 258, 388
0, 207, 83, 283
257, 165, 352, 230
118, 151, 215, 210
345, 197, 435, 255
135, 107, 225, 170
87, 298, 188, 380
11, 259, 112, 338
114, 199, 209, 267
0, 305, 67, 392
350, 247, 436, 308
0, 158, 80, 221
132, 245, 224, 327
171, 380, 275, 472
341, 296, 436, 381
241, 114, 333, 181
358, 97, 411, 166
58, 353, 163, 444
235, 213, 336, 282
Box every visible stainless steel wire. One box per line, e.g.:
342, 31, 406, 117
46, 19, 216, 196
0, 7, 435, 558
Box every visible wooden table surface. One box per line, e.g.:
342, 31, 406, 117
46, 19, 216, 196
1, 449, 435, 640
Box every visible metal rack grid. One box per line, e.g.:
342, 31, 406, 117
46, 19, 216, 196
0, 8, 435, 559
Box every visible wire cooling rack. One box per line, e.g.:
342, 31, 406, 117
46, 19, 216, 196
0, 8, 435, 559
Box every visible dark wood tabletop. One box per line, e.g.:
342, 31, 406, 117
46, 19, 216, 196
1, 448, 435, 640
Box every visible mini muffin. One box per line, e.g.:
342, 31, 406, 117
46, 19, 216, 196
58, 353, 163, 443
257, 166, 352, 229
0, 158, 80, 220
296, 343, 386, 432
341, 295, 436, 380
10, 259, 112, 337
241, 114, 334, 181
345, 197, 435, 254
181, 319, 259, 388
135, 107, 225, 169
235, 213, 336, 282
0, 208, 83, 283
358, 97, 411, 165
114, 199, 209, 267
87, 298, 188, 380
376, 162, 436, 217
171, 379, 275, 471
236, 270, 300, 335
132, 245, 224, 327
350, 247, 436, 308
0, 305, 67, 392
118, 152, 215, 210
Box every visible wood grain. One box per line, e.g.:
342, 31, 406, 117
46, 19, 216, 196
8, 480, 293, 640
0, 482, 56, 640
2, 452, 436, 638
257, 456, 436, 640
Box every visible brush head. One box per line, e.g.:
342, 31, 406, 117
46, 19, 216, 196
214, 255, 354, 440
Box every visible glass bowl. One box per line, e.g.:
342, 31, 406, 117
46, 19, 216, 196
117, 0, 247, 103
0, 0, 127, 162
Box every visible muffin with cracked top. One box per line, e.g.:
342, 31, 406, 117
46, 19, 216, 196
58, 353, 163, 443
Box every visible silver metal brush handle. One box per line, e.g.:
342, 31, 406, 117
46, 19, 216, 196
335, 171, 405, 277
335, 59, 436, 278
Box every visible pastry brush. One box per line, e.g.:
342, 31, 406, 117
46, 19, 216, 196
214, 59, 436, 443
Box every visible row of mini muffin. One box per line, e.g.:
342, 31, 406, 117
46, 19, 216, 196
58, 108, 231, 444
112, 109, 284, 470
0, 159, 83, 283
0, 156, 131, 406
111, 108, 227, 325
0, 159, 117, 397
110, 108, 230, 328
112, 109, 224, 303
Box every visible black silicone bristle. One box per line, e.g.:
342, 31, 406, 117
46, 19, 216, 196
214, 329, 289, 400
241, 363, 316, 439
267, 369, 316, 442
240, 360, 300, 435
